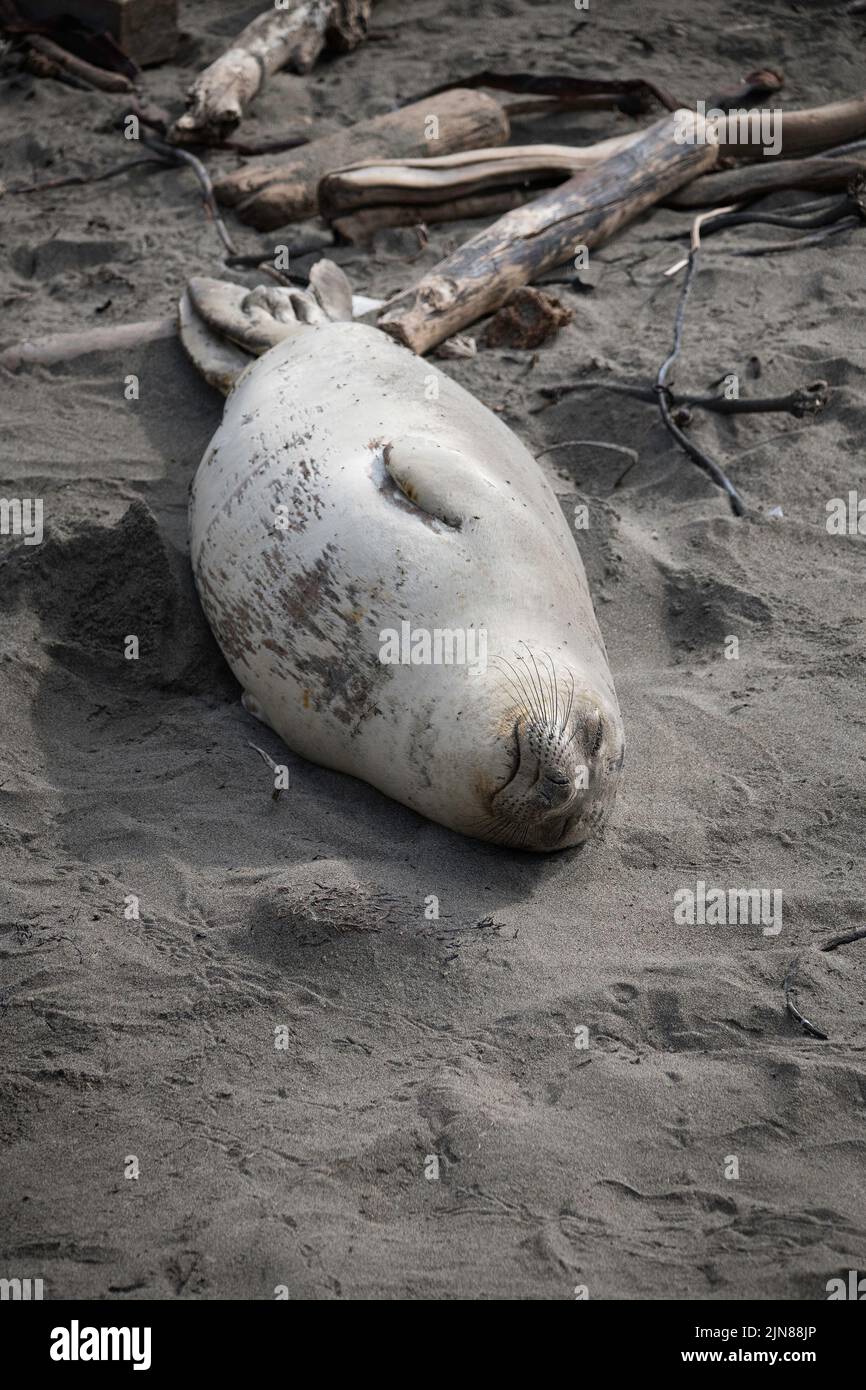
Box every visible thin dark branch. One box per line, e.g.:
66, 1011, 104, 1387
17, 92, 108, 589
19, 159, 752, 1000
142, 134, 238, 257
732, 216, 861, 256
4, 155, 160, 195
658, 193, 864, 242
535, 378, 830, 418
702, 197, 857, 235
820, 926, 866, 953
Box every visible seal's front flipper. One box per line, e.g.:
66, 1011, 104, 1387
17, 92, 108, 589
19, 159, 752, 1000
242, 691, 270, 725
383, 435, 499, 530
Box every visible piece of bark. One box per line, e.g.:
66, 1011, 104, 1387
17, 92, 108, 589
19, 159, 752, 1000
376, 111, 719, 356
318, 135, 641, 219
482, 287, 572, 350
0, 317, 175, 372
171, 1, 371, 146
667, 153, 866, 207
214, 88, 511, 229
332, 189, 531, 241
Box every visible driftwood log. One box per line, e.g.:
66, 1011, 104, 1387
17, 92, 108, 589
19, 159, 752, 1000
0, 317, 175, 372
214, 88, 511, 228
23, 32, 135, 91
375, 111, 718, 355
668, 152, 866, 208
331, 190, 531, 242
171, 0, 371, 145
318, 135, 642, 223
714, 93, 866, 161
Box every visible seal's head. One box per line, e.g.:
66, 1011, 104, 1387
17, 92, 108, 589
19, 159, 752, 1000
474, 648, 624, 852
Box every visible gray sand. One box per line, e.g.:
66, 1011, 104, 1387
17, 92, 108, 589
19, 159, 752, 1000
1, 0, 865, 1299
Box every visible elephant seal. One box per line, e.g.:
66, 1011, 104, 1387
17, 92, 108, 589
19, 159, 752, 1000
183, 265, 624, 851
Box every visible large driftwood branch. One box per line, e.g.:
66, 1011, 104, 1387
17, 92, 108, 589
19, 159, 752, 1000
171, 1, 371, 146
214, 88, 511, 228
375, 112, 718, 356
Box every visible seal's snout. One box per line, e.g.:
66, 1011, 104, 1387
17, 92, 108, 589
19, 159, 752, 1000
484, 659, 624, 851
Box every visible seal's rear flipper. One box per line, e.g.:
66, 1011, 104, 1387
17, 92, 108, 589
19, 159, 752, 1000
186, 277, 328, 358
179, 290, 251, 396
309, 259, 353, 322
180, 262, 365, 392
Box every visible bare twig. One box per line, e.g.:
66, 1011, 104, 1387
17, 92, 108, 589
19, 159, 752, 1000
665, 203, 740, 274
656, 250, 747, 515
4, 155, 160, 195
535, 379, 829, 419
783, 960, 829, 1040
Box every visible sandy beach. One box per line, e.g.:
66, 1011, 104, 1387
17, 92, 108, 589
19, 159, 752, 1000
1, 0, 865, 1300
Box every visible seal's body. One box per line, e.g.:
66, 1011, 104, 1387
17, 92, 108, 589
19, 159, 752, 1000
188, 308, 624, 850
